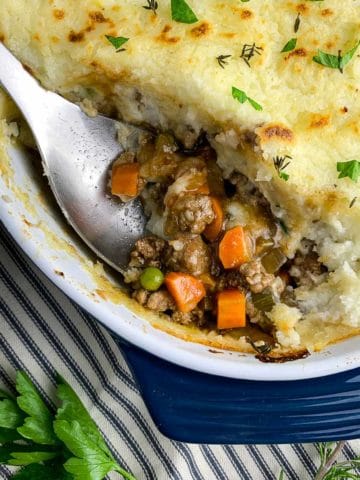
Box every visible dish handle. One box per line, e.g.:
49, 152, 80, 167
115, 337, 360, 444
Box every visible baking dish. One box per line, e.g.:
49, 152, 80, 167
1, 137, 360, 442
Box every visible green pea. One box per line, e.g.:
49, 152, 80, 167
140, 267, 164, 291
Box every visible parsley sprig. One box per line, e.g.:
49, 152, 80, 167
313, 41, 360, 73
171, 0, 198, 24
0, 372, 136, 480
337, 160, 360, 182
105, 35, 129, 52
232, 86, 263, 111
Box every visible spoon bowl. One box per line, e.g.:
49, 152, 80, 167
0, 43, 147, 272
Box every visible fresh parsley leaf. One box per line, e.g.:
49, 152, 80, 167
313, 41, 360, 73
313, 51, 342, 69
340, 42, 360, 71
12, 463, 74, 480
232, 87, 263, 111
56, 376, 112, 458
0, 443, 55, 464
8, 451, 59, 466
279, 172, 289, 181
105, 35, 129, 52
0, 390, 12, 399
232, 87, 247, 104
54, 420, 136, 480
247, 97, 263, 111
337, 160, 360, 182
0, 398, 24, 430
16, 371, 58, 446
171, 0, 198, 24
0, 427, 23, 444
0, 372, 136, 480
281, 38, 297, 53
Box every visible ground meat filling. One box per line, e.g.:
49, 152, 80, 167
165, 234, 211, 276
166, 194, 215, 234
128, 236, 166, 269
113, 133, 328, 344
240, 259, 276, 294
289, 250, 326, 288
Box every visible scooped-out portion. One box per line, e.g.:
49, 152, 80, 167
109, 132, 329, 360
2, 0, 360, 359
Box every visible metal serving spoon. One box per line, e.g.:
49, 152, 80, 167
0, 43, 147, 272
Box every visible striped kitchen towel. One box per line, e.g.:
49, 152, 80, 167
0, 223, 359, 480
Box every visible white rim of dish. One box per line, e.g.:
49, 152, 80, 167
4, 211, 360, 381
1, 146, 360, 381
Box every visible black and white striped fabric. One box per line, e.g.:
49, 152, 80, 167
0, 224, 358, 480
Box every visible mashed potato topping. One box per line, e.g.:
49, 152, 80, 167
1, 0, 360, 355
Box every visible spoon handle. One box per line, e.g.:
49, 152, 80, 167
0, 42, 48, 126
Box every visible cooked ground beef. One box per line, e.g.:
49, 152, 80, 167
166, 193, 215, 234
123, 266, 142, 285
132, 288, 175, 312
129, 236, 166, 268
216, 270, 244, 291
165, 234, 211, 276
147, 290, 175, 311
230, 172, 270, 210
240, 259, 276, 294
118, 135, 329, 345
171, 306, 206, 326
289, 251, 327, 287
132, 288, 149, 305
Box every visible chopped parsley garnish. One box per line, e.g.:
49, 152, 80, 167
216, 54, 232, 69
273, 155, 292, 181
171, 0, 198, 24
294, 13, 301, 33
281, 38, 297, 53
143, 0, 158, 14
232, 87, 263, 111
337, 160, 360, 182
313, 41, 360, 73
105, 35, 129, 52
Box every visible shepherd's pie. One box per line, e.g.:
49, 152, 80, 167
1, 0, 360, 359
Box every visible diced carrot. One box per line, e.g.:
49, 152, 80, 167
217, 290, 246, 330
111, 162, 140, 197
165, 272, 206, 313
219, 226, 252, 269
204, 197, 224, 241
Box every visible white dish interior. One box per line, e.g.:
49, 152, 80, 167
1, 143, 359, 381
